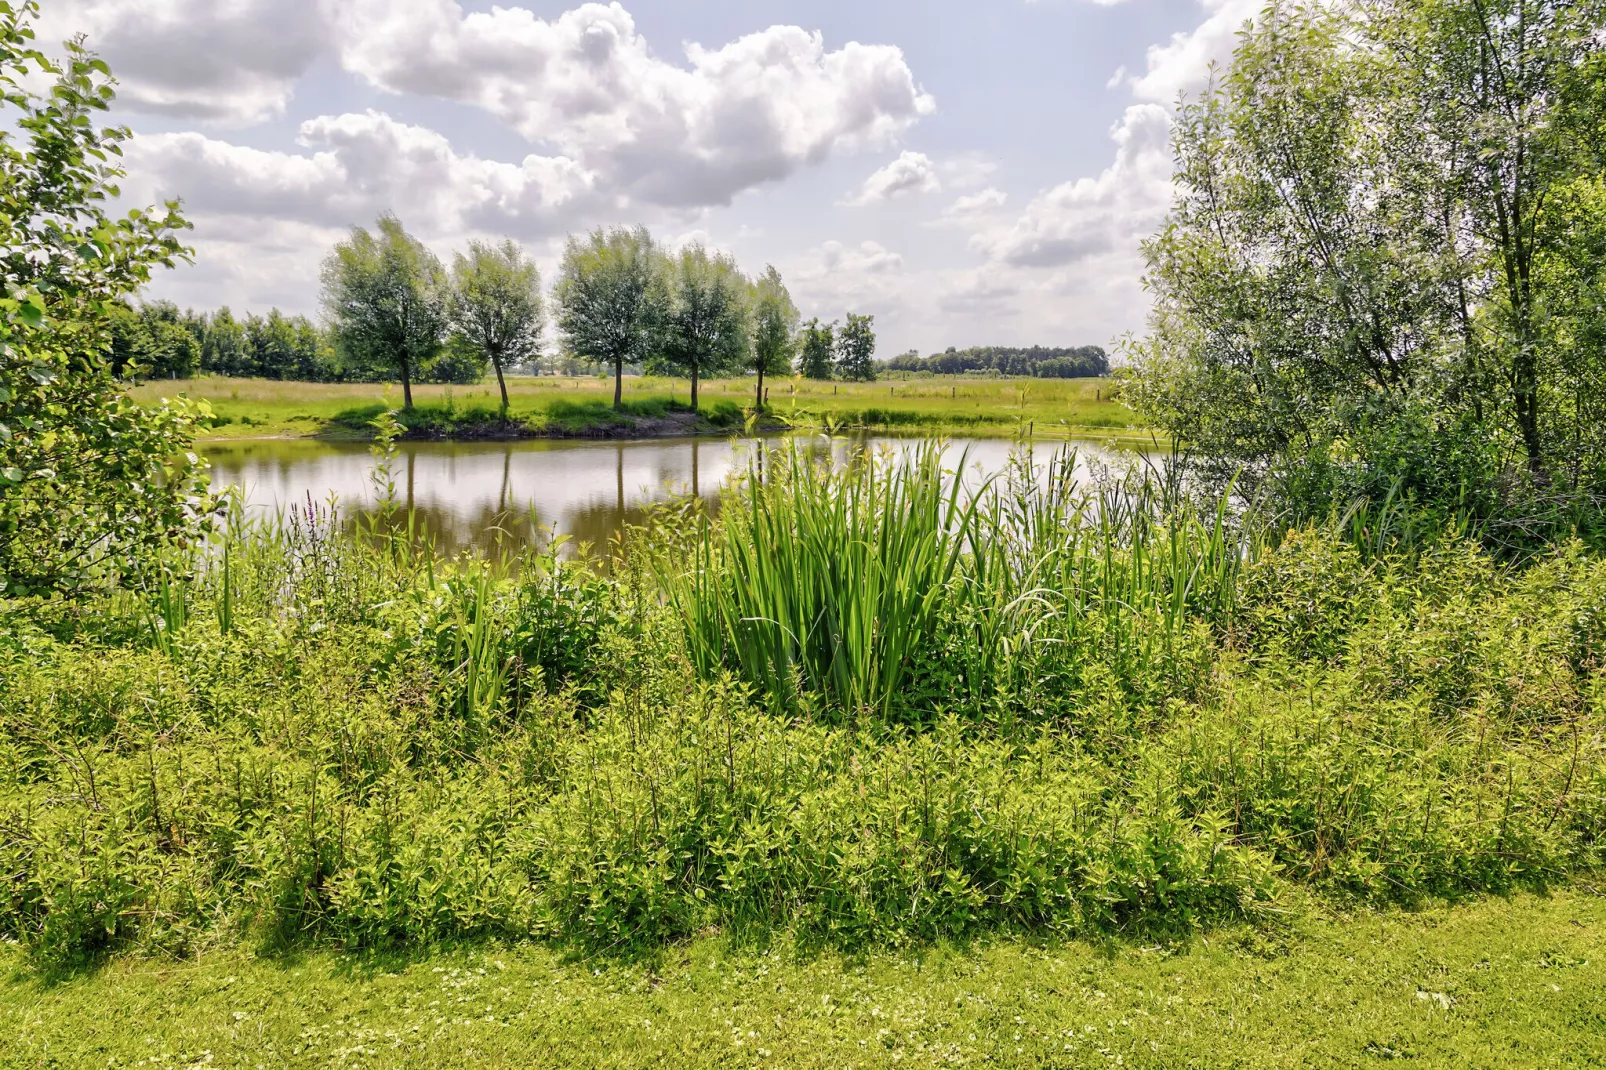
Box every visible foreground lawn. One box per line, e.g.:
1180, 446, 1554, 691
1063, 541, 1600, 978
4, 890, 1601, 1069
127, 374, 1141, 441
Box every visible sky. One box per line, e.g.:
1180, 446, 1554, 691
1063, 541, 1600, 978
37, 0, 1263, 358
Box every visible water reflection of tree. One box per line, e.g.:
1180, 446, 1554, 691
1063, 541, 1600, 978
206, 435, 1146, 560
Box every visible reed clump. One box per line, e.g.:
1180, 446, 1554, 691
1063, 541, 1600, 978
1, 443, 1602, 966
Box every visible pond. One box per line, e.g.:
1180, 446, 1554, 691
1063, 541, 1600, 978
203, 434, 1150, 555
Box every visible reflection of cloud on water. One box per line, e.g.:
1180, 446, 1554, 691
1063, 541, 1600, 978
203, 436, 1146, 556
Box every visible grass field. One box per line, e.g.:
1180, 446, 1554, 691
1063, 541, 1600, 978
126, 374, 1141, 441
4, 890, 1601, 1068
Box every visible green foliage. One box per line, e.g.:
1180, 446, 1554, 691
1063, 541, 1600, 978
746, 264, 798, 408
658, 444, 983, 720
106, 300, 199, 379
424, 332, 491, 386
888, 345, 1109, 378
1237, 528, 1375, 662
5, 448, 1601, 965
657, 244, 749, 411
796, 317, 835, 380
554, 225, 667, 410
131, 304, 354, 383
241, 307, 337, 381
0, 1, 210, 596
449, 239, 543, 417
1132, 0, 1606, 526
321, 214, 449, 409
834, 312, 877, 382
659, 444, 1241, 726
199, 305, 248, 376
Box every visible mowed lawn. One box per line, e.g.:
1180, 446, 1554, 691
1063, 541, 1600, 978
4, 891, 1602, 1069
127, 374, 1142, 440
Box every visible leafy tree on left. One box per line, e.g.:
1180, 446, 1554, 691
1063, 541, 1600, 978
0, 1, 209, 596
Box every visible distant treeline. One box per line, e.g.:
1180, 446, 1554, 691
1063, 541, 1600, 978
107, 301, 490, 384
885, 346, 1108, 378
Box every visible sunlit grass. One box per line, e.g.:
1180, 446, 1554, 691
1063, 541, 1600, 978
127, 374, 1142, 441
3, 890, 1601, 1068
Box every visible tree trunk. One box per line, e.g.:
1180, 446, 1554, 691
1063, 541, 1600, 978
755, 365, 764, 411
613, 356, 623, 411
691, 366, 700, 412
1497, 195, 1546, 479
1513, 333, 1545, 478
493, 355, 510, 420
401, 355, 414, 410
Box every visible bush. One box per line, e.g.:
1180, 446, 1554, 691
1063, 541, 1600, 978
1, 449, 1602, 965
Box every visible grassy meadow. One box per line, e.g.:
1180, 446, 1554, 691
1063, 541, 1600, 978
127, 374, 1141, 441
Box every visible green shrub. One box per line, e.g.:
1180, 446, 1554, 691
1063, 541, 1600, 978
1238, 526, 1374, 661
1, 453, 1603, 965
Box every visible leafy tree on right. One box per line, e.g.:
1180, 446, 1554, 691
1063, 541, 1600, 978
1129, 0, 1606, 533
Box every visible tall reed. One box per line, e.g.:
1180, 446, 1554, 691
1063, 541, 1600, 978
660, 441, 1255, 723
659, 443, 985, 720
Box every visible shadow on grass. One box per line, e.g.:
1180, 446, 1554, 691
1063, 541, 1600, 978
15, 879, 1548, 990
314, 397, 748, 439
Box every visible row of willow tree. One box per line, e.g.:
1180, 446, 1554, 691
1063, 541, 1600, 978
109, 219, 888, 416
1130, 0, 1606, 539
322, 216, 880, 416
0, 0, 884, 593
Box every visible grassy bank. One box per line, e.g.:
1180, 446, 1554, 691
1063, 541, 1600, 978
4, 889, 1602, 1068
126, 374, 1139, 441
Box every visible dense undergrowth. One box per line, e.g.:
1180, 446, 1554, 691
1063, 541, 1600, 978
1, 444, 1603, 967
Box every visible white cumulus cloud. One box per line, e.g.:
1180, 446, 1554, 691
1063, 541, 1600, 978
119, 111, 615, 312
942, 0, 1262, 347
1131, 0, 1258, 104
124, 111, 603, 240
328, 0, 935, 207
47, 0, 934, 212
939, 187, 1009, 222
788, 239, 908, 319
842, 151, 941, 206
972, 104, 1171, 269
37, 0, 326, 125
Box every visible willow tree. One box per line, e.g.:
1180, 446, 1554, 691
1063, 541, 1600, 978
554, 225, 665, 410
747, 265, 799, 409
1131, 0, 1606, 515
321, 214, 447, 410
450, 239, 542, 418
661, 244, 748, 411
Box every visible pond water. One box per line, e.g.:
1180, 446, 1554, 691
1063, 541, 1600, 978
203, 434, 1148, 555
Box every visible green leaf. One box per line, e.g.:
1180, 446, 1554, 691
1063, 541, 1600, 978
16, 298, 43, 327
0, 467, 21, 484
